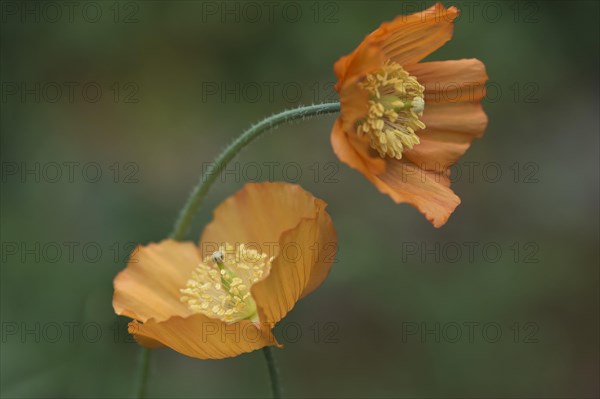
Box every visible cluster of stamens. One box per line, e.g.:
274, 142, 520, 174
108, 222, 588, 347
357, 60, 426, 159
180, 243, 273, 323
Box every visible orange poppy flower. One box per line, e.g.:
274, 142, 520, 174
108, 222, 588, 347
332, 3, 488, 227
113, 182, 336, 359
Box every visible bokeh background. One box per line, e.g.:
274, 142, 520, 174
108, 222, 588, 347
1, 1, 598, 398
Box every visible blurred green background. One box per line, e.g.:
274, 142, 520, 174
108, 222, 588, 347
1, 1, 598, 398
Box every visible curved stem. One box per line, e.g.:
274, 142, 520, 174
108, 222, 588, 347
135, 348, 151, 398
262, 346, 282, 398
170, 102, 341, 241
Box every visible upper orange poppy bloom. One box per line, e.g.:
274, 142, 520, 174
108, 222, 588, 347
332, 3, 488, 227
113, 182, 336, 359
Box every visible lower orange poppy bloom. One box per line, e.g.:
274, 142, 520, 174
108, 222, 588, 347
332, 3, 488, 227
113, 182, 336, 359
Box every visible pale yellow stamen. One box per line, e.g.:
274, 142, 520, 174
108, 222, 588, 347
357, 60, 426, 159
180, 243, 273, 323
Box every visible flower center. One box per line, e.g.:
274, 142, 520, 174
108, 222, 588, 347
180, 243, 272, 323
357, 60, 426, 159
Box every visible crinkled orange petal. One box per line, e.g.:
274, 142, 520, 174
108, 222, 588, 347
335, 43, 385, 91
379, 4, 458, 67
421, 102, 488, 137
200, 182, 326, 258
129, 314, 279, 360
334, 42, 382, 135
331, 119, 385, 176
112, 240, 198, 323
334, 3, 458, 86
403, 58, 488, 171
403, 134, 471, 172
338, 74, 370, 133
404, 103, 487, 171
407, 59, 488, 104
376, 159, 460, 228
403, 101, 487, 171
332, 119, 409, 204
131, 331, 163, 349
201, 182, 337, 325
251, 201, 336, 324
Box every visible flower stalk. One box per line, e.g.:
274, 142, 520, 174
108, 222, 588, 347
263, 346, 282, 398
135, 347, 151, 398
